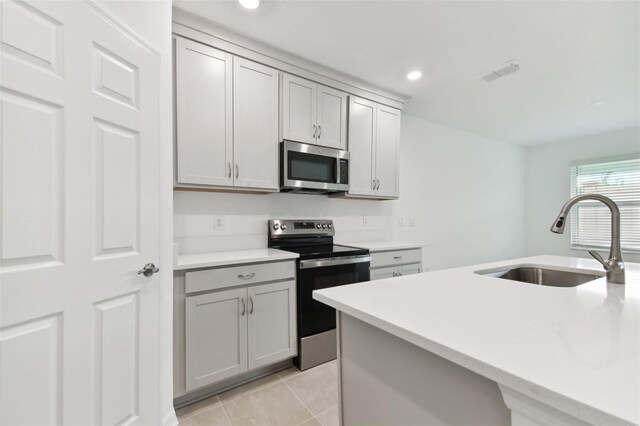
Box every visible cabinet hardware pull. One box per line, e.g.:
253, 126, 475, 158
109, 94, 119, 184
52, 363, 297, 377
376, 179, 381, 190
238, 273, 255, 279
249, 297, 254, 314
392, 272, 398, 277
318, 125, 322, 138
398, 272, 403, 276
372, 179, 376, 190
312, 124, 317, 139
228, 162, 232, 179
241, 298, 246, 316
394, 256, 402, 260
235, 164, 239, 179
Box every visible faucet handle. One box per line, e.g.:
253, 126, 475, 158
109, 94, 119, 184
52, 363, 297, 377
588, 250, 611, 271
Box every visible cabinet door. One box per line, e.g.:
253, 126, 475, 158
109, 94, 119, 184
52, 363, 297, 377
233, 57, 279, 189
347, 96, 376, 196
375, 105, 400, 198
316, 85, 347, 149
185, 288, 248, 391
176, 38, 233, 186
282, 74, 317, 144
247, 280, 297, 369
399, 263, 422, 276
370, 266, 397, 281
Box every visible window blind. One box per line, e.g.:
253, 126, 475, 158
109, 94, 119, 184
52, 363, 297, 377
570, 158, 640, 253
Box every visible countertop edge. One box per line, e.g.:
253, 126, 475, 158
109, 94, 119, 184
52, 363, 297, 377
174, 249, 299, 271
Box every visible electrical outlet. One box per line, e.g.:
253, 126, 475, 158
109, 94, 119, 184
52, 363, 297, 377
409, 217, 416, 227
362, 215, 368, 227
214, 216, 224, 231
397, 217, 405, 227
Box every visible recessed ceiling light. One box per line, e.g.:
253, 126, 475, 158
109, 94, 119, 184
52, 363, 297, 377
239, 0, 260, 9
407, 70, 422, 81
590, 100, 606, 107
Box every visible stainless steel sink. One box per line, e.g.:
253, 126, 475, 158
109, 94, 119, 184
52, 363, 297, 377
476, 267, 604, 287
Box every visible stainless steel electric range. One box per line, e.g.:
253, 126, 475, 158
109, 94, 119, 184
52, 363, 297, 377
268, 219, 370, 370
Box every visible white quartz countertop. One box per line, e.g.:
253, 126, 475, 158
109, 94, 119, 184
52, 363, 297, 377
314, 255, 639, 425
341, 241, 424, 252
175, 248, 298, 271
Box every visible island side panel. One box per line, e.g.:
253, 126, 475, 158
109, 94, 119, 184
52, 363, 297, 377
338, 312, 510, 425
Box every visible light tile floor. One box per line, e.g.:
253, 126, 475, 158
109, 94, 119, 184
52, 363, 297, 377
177, 361, 339, 426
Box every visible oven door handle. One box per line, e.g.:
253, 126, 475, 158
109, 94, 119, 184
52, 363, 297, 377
299, 255, 371, 269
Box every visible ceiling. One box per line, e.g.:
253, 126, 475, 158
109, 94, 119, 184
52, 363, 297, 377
173, 0, 640, 146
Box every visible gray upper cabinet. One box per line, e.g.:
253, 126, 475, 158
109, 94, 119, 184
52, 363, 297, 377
347, 96, 401, 199
175, 38, 233, 187
175, 37, 279, 191
281, 73, 347, 150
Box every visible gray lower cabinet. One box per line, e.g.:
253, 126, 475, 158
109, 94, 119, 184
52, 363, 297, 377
369, 248, 423, 281
185, 279, 296, 392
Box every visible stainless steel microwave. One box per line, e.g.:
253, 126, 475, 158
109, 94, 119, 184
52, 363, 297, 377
280, 140, 350, 194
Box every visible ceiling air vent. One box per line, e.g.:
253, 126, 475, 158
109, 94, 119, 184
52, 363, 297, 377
477, 61, 520, 83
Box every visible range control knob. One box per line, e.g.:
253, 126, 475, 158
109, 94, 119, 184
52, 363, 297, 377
281, 224, 287, 230
327, 223, 333, 229
322, 224, 327, 229
273, 223, 280, 230
316, 224, 321, 229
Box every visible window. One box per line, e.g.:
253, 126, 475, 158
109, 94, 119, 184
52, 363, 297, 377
570, 158, 640, 253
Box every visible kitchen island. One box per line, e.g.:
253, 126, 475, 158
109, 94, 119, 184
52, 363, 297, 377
313, 255, 639, 426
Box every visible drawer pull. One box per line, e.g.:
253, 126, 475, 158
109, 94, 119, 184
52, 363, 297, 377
393, 256, 402, 260
238, 273, 256, 279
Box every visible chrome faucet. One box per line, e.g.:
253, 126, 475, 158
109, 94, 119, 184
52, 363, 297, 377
550, 194, 625, 284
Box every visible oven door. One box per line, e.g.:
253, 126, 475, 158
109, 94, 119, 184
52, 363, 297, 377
281, 140, 350, 192
297, 255, 370, 338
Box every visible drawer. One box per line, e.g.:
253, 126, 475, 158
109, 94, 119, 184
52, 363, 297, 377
186, 261, 295, 294
370, 249, 421, 268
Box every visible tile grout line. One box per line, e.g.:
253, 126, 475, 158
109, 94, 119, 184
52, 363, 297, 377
314, 404, 338, 420
280, 374, 319, 425
217, 395, 234, 426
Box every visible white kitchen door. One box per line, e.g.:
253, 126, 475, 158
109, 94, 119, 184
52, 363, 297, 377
0, 1, 162, 424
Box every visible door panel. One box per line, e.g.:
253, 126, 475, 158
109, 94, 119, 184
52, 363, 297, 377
0, 89, 63, 268
0, 313, 62, 425
0, 2, 161, 424
347, 97, 376, 196
176, 38, 232, 186
316, 85, 347, 150
94, 293, 140, 425
233, 57, 279, 190
282, 74, 316, 144
248, 280, 297, 369
375, 105, 400, 198
185, 288, 248, 391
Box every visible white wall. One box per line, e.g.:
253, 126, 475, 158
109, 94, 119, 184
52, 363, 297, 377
392, 116, 526, 269
174, 114, 527, 270
95, 2, 176, 424
525, 127, 640, 263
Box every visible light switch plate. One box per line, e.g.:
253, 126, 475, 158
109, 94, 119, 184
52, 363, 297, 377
409, 217, 416, 227
362, 215, 369, 227
214, 216, 224, 231
397, 217, 405, 226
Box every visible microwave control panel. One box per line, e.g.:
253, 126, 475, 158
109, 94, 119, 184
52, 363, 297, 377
339, 159, 349, 184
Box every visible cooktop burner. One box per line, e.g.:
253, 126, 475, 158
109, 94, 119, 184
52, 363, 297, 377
279, 244, 368, 260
